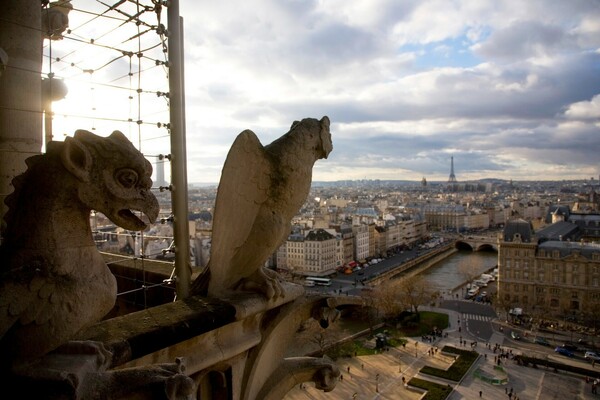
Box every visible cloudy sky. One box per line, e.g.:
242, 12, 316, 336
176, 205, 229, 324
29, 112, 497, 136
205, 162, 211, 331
51, 1, 600, 184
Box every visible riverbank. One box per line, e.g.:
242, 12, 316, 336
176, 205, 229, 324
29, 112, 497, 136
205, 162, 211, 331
366, 243, 458, 286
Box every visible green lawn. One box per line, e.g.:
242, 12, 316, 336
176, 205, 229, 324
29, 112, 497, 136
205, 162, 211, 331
395, 311, 449, 337
325, 311, 449, 359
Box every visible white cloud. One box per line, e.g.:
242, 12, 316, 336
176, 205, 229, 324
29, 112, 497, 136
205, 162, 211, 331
50, 0, 600, 183
564, 95, 600, 120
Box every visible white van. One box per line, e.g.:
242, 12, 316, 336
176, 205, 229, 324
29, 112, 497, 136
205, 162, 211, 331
473, 279, 488, 287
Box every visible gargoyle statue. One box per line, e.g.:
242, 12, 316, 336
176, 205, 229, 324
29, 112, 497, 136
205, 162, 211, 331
191, 116, 332, 300
0, 129, 159, 368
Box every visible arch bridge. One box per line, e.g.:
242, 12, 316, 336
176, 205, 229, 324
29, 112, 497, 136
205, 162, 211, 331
454, 235, 498, 252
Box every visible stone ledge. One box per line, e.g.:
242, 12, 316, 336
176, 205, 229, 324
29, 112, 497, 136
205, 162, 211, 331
77, 296, 236, 368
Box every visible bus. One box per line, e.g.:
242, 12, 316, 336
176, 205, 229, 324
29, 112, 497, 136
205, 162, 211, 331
305, 276, 332, 286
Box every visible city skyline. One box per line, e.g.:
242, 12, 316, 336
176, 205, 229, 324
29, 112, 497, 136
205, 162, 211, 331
51, 1, 600, 184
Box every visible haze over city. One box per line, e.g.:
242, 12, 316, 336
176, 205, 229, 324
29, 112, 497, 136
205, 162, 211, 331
52, 1, 600, 184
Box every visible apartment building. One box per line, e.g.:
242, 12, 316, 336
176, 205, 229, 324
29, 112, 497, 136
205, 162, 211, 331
498, 215, 600, 323
352, 224, 369, 262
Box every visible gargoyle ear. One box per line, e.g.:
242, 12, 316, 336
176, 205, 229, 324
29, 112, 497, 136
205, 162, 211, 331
319, 116, 333, 158
60, 134, 92, 182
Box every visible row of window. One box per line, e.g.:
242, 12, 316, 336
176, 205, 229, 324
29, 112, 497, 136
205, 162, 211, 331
507, 284, 600, 299
504, 294, 581, 310
505, 259, 600, 274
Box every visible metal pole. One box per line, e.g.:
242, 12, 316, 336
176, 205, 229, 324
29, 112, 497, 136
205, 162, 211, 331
167, 0, 190, 299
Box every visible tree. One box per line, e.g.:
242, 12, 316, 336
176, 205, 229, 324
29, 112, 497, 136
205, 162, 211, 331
371, 280, 406, 321
457, 256, 481, 286
395, 274, 437, 314
495, 292, 515, 322
296, 318, 343, 356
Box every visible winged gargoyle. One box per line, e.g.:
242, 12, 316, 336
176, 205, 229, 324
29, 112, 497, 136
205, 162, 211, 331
191, 116, 332, 300
0, 129, 160, 368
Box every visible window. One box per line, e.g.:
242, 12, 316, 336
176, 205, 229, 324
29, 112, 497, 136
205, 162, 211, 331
536, 296, 545, 305
570, 300, 580, 310
550, 298, 559, 307
538, 272, 545, 281
553, 250, 560, 258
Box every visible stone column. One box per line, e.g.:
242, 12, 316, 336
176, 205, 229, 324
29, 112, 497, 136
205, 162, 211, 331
0, 0, 42, 237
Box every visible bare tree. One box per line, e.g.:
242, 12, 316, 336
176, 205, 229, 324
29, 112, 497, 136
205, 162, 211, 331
395, 274, 436, 314
371, 280, 406, 321
495, 293, 514, 322
296, 318, 343, 355
458, 256, 481, 286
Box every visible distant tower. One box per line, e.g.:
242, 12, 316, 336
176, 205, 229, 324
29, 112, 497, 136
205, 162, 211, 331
421, 177, 427, 187
448, 156, 457, 183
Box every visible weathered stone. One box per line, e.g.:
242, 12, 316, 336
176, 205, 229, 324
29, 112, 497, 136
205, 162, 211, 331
191, 116, 332, 300
0, 130, 159, 367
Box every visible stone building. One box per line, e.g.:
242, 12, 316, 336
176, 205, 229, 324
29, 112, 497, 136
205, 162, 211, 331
352, 223, 369, 263
303, 228, 337, 276
498, 215, 600, 325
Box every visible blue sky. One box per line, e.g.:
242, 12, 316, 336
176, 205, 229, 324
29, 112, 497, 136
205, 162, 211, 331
49, 0, 600, 184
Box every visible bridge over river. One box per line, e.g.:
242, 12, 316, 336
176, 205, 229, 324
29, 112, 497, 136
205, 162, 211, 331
320, 237, 499, 297
454, 234, 499, 252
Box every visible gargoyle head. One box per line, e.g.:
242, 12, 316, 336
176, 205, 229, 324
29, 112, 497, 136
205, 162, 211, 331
288, 116, 333, 160
60, 130, 159, 230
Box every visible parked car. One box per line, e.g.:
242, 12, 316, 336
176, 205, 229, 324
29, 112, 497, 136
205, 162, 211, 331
511, 331, 521, 340
585, 351, 600, 362
555, 346, 574, 357
534, 337, 550, 346
562, 343, 578, 352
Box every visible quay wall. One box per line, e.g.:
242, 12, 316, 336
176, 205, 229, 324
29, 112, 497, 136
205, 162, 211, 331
367, 243, 458, 286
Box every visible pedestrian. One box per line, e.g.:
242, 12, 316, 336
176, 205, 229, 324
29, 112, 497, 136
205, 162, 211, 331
347, 366, 351, 373
340, 374, 343, 381
361, 363, 364, 370
479, 390, 482, 397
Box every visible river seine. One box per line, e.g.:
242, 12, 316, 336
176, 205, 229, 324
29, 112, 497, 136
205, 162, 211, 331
420, 250, 498, 293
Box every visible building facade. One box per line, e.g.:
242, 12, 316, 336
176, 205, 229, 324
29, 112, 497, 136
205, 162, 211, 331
498, 216, 600, 325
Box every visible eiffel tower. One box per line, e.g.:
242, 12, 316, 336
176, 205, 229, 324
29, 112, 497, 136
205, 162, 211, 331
448, 156, 457, 183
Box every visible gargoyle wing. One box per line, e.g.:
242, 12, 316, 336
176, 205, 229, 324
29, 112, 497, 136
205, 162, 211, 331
208, 130, 271, 289
0, 273, 74, 359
